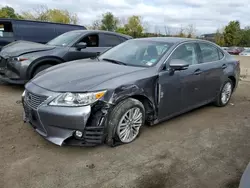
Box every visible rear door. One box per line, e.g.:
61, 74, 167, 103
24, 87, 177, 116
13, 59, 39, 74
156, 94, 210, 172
99, 33, 125, 48
197, 42, 225, 101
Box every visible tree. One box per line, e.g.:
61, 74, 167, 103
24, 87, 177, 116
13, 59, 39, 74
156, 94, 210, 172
240, 26, 250, 47
116, 27, 128, 35
22, 5, 79, 24
0, 6, 22, 19
223, 20, 242, 46
177, 26, 186, 37
215, 28, 225, 46
47, 9, 78, 24
90, 19, 101, 30
100, 12, 119, 31
185, 24, 196, 38
124, 15, 144, 38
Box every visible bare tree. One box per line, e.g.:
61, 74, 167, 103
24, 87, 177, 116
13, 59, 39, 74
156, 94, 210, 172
90, 19, 101, 30
185, 24, 196, 38
164, 26, 171, 36
177, 25, 186, 37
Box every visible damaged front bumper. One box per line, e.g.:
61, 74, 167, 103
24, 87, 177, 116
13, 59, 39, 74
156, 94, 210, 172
0, 57, 28, 84
22, 83, 109, 146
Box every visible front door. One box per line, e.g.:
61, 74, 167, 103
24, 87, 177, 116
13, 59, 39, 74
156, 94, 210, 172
158, 42, 205, 120
64, 34, 109, 61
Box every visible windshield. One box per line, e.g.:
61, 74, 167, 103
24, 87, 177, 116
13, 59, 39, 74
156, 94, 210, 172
99, 39, 173, 67
47, 31, 82, 46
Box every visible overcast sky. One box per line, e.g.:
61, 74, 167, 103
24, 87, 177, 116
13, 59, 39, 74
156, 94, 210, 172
1, 0, 250, 34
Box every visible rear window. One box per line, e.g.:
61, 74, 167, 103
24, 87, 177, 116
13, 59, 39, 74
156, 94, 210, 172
0, 22, 14, 38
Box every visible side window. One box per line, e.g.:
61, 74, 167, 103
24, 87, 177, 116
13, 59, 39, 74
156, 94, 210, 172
199, 43, 220, 63
0, 22, 14, 38
169, 43, 198, 65
79, 34, 99, 47
99, 33, 122, 47
219, 50, 224, 59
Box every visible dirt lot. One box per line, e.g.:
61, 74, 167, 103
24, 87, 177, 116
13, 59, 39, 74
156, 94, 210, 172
0, 75, 250, 187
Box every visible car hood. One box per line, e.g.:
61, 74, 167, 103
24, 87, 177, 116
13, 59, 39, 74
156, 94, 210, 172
30, 59, 146, 92
0, 40, 55, 58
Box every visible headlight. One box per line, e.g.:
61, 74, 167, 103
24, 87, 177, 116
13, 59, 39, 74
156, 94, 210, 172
11, 57, 28, 62
49, 90, 106, 107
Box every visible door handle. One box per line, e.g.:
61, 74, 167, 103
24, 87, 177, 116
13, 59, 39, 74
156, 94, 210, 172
194, 69, 202, 75
222, 64, 227, 69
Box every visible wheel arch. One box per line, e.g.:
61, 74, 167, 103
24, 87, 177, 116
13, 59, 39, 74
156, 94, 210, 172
228, 75, 236, 90
27, 56, 64, 79
110, 86, 156, 124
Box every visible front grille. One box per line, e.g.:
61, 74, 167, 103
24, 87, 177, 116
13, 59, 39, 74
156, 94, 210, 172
24, 91, 48, 110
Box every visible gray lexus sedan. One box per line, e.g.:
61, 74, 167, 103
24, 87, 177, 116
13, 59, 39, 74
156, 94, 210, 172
22, 37, 240, 147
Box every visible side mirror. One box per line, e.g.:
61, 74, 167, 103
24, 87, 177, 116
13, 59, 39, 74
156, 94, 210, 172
75, 42, 87, 50
169, 59, 189, 71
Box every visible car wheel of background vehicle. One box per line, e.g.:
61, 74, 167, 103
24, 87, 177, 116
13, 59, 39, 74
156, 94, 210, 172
106, 98, 145, 146
33, 64, 52, 77
214, 78, 233, 107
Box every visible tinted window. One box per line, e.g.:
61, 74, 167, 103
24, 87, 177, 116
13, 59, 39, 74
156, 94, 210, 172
199, 43, 220, 63
99, 34, 122, 47
0, 22, 13, 38
14, 21, 55, 42
170, 43, 198, 65
79, 34, 99, 47
99, 40, 173, 67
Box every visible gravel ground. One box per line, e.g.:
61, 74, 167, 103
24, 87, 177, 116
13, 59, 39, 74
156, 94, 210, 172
0, 80, 250, 188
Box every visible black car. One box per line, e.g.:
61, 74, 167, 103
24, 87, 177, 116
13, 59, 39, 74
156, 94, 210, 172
22, 37, 240, 147
0, 18, 87, 50
0, 30, 132, 84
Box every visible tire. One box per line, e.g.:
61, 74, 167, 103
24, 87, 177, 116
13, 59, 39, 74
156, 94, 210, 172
214, 78, 233, 107
106, 98, 145, 147
33, 64, 52, 77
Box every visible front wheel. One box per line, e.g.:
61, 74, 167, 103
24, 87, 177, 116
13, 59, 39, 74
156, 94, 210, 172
33, 64, 53, 77
106, 98, 145, 146
214, 79, 233, 107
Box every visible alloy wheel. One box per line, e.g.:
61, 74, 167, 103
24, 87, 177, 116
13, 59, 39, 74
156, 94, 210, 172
117, 107, 143, 143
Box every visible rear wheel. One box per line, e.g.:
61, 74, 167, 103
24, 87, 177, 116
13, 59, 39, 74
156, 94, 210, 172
33, 64, 52, 77
106, 98, 145, 146
214, 79, 233, 107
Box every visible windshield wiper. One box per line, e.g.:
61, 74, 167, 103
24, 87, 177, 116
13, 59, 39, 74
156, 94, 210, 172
102, 58, 127, 66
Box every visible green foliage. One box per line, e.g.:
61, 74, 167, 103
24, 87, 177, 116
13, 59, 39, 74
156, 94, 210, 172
215, 29, 225, 46
0, 6, 23, 19
124, 16, 144, 37
116, 27, 128, 35
21, 5, 78, 24
100, 12, 119, 31
223, 20, 242, 46
240, 27, 250, 47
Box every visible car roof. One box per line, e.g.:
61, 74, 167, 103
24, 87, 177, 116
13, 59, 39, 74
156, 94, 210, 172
133, 37, 213, 44
67, 29, 132, 39
0, 18, 86, 28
